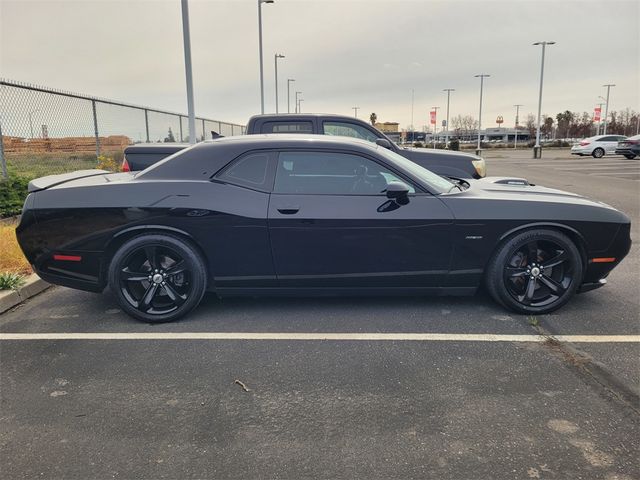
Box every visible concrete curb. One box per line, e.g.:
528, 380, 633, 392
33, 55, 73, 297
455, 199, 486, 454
0, 274, 50, 314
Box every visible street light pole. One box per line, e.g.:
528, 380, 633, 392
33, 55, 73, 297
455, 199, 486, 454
410, 89, 414, 138
431, 106, 440, 148
274, 53, 285, 113
181, 0, 196, 144
295, 91, 301, 113
474, 74, 490, 153
353, 106, 359, 118
533, 41, 555, 158
258, 0, 274, 114
602, 84, 615, 135
287, 78, 295, 113
443, 89, 454, 147
596, 101, 605, 135
513, 104, 523, 149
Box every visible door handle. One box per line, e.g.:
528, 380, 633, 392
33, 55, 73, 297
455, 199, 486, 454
277, 206, 300, 215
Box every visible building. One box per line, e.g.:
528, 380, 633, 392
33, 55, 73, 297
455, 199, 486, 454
374, 122, 400, 133
433, 127, 532, 143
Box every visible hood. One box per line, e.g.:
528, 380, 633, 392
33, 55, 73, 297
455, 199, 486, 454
402, 147, 481, 160
465, 177, 616, 210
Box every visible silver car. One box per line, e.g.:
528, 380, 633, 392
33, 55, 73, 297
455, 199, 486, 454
571, 135, 627, 158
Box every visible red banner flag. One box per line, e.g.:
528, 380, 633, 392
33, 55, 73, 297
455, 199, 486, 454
594, 107, 601, 122
430, 110, 437, 125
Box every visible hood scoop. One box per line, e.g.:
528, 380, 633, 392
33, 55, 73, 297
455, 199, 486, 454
479, 176, 532, 186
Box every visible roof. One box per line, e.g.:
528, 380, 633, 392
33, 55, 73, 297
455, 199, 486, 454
139, 134, 382, 181
201, 133, 378, 149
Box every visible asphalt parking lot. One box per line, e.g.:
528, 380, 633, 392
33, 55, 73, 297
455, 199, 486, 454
1, 148, 638, 479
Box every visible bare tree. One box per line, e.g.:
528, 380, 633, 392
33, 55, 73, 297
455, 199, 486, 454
525, 114, 536, 138
451, 114, 478, 138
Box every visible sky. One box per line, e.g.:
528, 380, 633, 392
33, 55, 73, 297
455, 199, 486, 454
1, 0, 639, 131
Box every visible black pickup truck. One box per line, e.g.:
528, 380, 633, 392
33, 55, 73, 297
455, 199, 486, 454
122, 113, 486, 179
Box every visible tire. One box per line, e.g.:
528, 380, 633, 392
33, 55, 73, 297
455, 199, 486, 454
624, 154, 636, 159
592, 148, 605, 158
108, 233, 207, 323
485, 229, 583, 315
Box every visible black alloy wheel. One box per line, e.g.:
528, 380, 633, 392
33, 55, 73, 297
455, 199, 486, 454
486, 229, 583, 314
592, 148, 605, 158
109, 234, 207, 323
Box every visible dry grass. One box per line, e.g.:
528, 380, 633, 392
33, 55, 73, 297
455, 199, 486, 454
0, 222, 31, 275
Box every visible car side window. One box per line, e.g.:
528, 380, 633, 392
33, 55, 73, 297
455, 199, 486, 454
216, 152, 271, 190
322, 121, 380, 143
599, 136, 616, 142
261, 121, 313, 134
273, 151, 415, 195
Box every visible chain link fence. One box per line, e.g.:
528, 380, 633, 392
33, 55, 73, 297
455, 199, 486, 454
0, 79, 246, 179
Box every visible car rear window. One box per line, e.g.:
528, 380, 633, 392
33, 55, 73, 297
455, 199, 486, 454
217, 152, 271, 190
261, 121, 313, 134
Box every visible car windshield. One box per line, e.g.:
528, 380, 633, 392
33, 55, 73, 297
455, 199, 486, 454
375, 147, 454, 194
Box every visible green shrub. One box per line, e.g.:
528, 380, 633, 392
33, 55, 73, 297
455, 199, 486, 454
449, 139, 460, 151
413, 142, 424, 148
97, 155, 120, 172
0, 271, 26, 290
0, 173, 31, 218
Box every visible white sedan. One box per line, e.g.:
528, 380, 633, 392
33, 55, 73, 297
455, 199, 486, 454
571, 135, 627, 158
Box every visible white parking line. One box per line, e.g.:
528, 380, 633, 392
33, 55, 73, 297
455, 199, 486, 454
0, 332, 638, 342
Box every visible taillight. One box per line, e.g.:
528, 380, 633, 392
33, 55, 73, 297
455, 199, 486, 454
579, 141, 590, 146
121, 158, 131, 172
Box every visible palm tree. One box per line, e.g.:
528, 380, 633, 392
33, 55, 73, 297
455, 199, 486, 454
370, 113, 377, 126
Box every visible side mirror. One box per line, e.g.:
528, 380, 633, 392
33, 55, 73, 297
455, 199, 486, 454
386, 181, 410, 200
375, 138, 392, 149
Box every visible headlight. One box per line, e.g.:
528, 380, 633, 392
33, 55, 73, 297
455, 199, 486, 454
472, 158, 486, 178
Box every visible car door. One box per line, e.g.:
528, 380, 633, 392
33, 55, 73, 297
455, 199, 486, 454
600, 136, 621, 154
267, 150, 455, 289
209, 150, 278, 289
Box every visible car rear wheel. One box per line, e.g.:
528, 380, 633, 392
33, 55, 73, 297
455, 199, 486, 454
108, 234, 207, 323
485, 229, 583, 315
624, 154, 636, 159
592, 148, 605, 158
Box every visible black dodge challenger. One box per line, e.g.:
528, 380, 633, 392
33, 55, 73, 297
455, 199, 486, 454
17, 135, 631, 323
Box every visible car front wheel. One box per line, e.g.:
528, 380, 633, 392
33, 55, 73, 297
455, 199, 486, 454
108, 234, 207, 323
592, 148, 605, 158
485, 229, 583, 315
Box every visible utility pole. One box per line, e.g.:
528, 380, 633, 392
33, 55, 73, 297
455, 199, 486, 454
181, 0, 196, 144
352, 106, 359, 118
431, 106, 440, 148
287, 78, 295, 113
410, 89, 415, 140
295, 91, 301, 113
474, 74, 490, 154
596, 102, 605, 135
602, 84, 615, 134
274, 53, 285, 113
533, 41, 555, 158
443, 89, 454, 147
258, 0, 274, 114
513, 104, 523, 149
